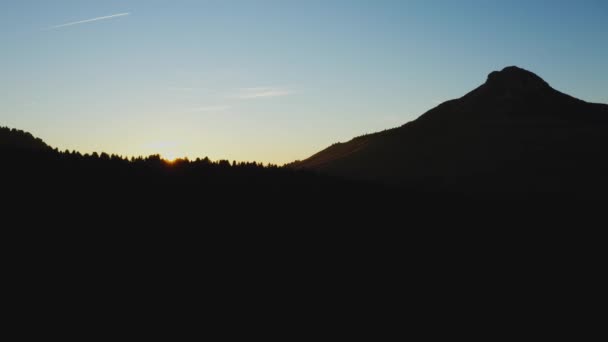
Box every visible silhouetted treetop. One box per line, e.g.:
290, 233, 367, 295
0, 127, 50, 151
1, 125, 381, 202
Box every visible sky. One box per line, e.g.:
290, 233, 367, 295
1, 0, 607, 164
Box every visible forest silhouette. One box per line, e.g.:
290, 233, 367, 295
1, 126, 389, 210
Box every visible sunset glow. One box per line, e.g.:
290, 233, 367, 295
1, 1, 607, 164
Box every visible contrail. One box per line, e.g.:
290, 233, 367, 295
46, 12, 130, 30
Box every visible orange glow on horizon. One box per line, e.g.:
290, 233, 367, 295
161, 151, 180, 164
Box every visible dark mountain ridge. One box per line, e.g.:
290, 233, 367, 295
293, 66, 608, 195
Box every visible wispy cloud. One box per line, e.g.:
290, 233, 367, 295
46, 12, 130, 30
235, 87, 293, 100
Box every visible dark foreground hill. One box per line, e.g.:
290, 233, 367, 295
2, 126, 603, 311
293, 67, 608, 197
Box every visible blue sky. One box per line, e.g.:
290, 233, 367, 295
1, 0, 607, 163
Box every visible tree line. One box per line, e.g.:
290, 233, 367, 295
1, 126, 385, 203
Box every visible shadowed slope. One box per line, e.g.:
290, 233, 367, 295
294, 67, 608, 195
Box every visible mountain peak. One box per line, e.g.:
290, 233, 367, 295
484, 66, 550, 92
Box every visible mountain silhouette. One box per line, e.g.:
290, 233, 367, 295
293, 66, 608, 196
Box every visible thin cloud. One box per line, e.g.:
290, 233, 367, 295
236, 87, 293, 100
46, 13, 130, 30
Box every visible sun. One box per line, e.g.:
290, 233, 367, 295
143, 141, 183, 163
162, 151, 179, 163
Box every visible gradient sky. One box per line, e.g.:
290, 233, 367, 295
1, 0, 607, 163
